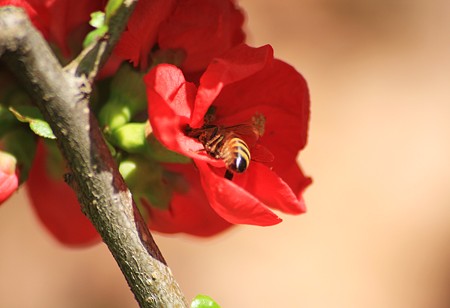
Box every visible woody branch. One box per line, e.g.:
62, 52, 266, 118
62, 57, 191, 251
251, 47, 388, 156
0, 5, 187, 308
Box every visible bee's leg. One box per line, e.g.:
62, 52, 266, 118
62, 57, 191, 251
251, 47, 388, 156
224, 170, 234, 181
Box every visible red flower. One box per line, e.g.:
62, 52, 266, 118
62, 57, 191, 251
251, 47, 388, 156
145, 44, 311, 226
145, 163, 232, 236
0, 151, 19, 204
26, 143, 101, 246
115, 0, 245, 72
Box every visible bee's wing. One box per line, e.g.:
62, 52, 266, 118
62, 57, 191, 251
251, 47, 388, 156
222, 124, 273, 162
250, 144, 274, 163
222, 124, 260, 145
185, 125, 217, 138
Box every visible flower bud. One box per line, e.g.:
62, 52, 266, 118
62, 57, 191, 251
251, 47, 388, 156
119, 155, 172, 211
110, 122, 148, 154
98, 101, 133, 132
0, 151, 19, 204
99, 64, 147, 131
110, 122, 191, 163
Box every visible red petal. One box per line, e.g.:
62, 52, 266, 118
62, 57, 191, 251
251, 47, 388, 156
115, 0, 176, 68
145, 64, 196, 152
158, 0, 245, 72
26, 143, 100, 246
275, 160, 312, 201
190, 44, 274, 127
145, 64, 194, 120
0, 152, 18, 204
213, 58, 310, 150
145, 64, 225, 167
211, 105, 304, 166
46, 0, 103, 56
243, 163, 306, 214
0, 172, 18, 204
195, 160, 282, 226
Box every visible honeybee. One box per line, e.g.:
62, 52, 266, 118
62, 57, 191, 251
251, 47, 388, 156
185, 109, 273, 180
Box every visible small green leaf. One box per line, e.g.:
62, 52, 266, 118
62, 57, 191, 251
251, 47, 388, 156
8, 107, 56, 139
29, 119, 56, 139
89, 11, 105, 28
191, 295, 221, 308
83, 25, 109, 47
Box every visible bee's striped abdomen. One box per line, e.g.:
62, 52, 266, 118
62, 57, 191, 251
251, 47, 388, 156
222, 136, 251, 173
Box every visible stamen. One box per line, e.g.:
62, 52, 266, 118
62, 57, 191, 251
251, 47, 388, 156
252, 113, 266, 137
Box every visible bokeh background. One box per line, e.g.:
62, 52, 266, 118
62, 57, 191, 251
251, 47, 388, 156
1, 0, 450, 307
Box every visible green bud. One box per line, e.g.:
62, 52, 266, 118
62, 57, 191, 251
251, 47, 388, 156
110, 122, 147, 154
109, 121, 191, 163
119, 155, 172, 210
98, 64, 147, 130
0, 151, 17, 175
111, 66, 147, 111
146, 133, 191, 164
99, 102, 133, 132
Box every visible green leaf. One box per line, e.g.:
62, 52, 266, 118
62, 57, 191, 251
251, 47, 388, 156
191, 295, 221, 308
89, 11, 105, 28
8, 107, 56, 139
29, 119, 56, 139
83, 25, 109, 47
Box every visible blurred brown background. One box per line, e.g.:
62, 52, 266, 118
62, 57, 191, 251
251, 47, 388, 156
1, 0, 450, 307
